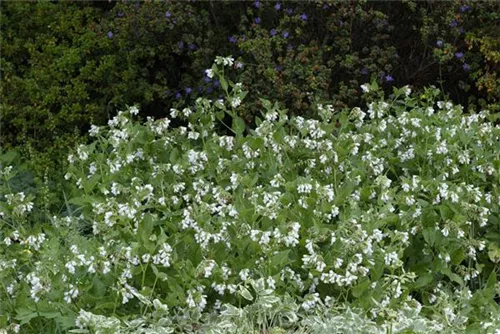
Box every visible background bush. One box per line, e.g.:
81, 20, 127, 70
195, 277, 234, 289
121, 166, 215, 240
1, 1, 499, 168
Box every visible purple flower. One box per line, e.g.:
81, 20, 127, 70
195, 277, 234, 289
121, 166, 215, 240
204, 76, 211, 83
385, 75, 394, 82
185, 87, 192, 94
214, 80, 220, 88
117, 11, 124, 17
175, 92, 182, 99
275, 3, 281, 11
436, 40, 443, 48
236, 62, 244, 69
463, 63, 471, 71
455, 52, 464, 59
254, 17, 261, 24
285, 8, 293, 15
275, 65, 281, 72
300, 13, 308, 21
282, 31, 289, 39
254, 1, 260, 8
178, 41, 184, 49
165, 11, 172, 18
206, 86, 213, 93
107, 31, 114, 38
323, 4, 329, 10
198, 86, 203, 92
460, 5, 471, 13
270, 29, 277, 36
188, 43, 197, 51
228, 36, 237, 44
450, 20, 458, 27
360, 67, 369, 75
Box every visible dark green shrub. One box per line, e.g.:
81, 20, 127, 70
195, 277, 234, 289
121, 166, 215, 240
1, 0, 499, 167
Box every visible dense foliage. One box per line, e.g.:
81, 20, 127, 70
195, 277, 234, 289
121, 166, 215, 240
1, 58, 499, 333
1, 1, 499, 167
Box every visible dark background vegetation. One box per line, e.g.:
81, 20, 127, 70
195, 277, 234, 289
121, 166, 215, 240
1, 0, 499, 173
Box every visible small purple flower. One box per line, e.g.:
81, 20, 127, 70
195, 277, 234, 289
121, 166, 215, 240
285, 8, 293, 15
275, 65, 281, 72
107, 31, 114, 38
228, 36, 237, 44
188, 43, 197, 51
254, 17, 261, 25
463, 63, 471, 71
270, 28, 277, 36
254, 1, 260, 9
206, 86, 213, 93
236, 62, 244, 69
323, 4, 329, 10
214, 80, 220, 88
198, 86, 204, 92
178, 41, 184, 49
436, 40, 443, 48
360, 68, 369, 75
275, 3, 281, 11
300, 13, 308, 21
185, 87, 192, 94
450, 20, 458, 27
455, 52, 464, 59
385, 75, 394, 82
282, 31, 289, 39
460, 5, 471, 13
165, 11, 172, 18
204, 76, 211, 83
117, 11, 124, 17
338, 20, 344, 27
175, 92, 182, 99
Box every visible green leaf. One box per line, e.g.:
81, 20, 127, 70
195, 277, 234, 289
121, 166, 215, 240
270, 250, 291, 269
486, 270, 496, 290
169, 148, 179, 164
239, 286, 253, 301
220, 76, 228, 92
422, 227, 436, 247
442, 267, 464, 286
488, 244, 500, 263
15, 307, 38, 324
415, 273, 434, 288
352, 279, 371, 298
232, 116, 246, 135
139, 214, 155, 244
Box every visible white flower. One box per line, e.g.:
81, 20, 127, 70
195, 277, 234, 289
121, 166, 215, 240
89, 125, 100, 136
360, 84, 370, 93
403, 85, 411, 96
205, 69, 214, 78
129, 106, 139, 115
231, 97, 241, 109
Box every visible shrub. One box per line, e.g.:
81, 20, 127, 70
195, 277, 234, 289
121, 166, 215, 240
1, 57, 499, 333
2, 1, 500, 167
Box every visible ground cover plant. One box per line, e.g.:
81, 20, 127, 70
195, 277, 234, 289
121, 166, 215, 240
1, 57, 500, 333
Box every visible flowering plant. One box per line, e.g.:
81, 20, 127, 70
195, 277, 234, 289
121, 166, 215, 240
0, 57, 499, 333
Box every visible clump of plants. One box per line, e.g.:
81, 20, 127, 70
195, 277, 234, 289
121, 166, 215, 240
0, 57, 499, 333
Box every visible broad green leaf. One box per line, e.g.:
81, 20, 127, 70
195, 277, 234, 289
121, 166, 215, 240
239, 286, 253, 301
442, 267, 464, 286
232, 116, 246, 135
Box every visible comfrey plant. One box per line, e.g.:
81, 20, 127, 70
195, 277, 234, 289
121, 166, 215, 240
0, 56, 499, 333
